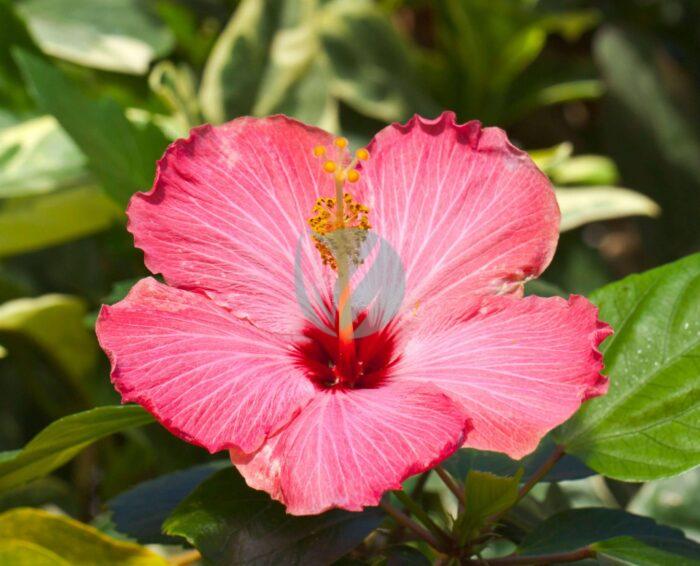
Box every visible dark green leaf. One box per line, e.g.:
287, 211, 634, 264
108, 462, 226, 544
518, 508, 699, 558
0, 405, 153, 492
163, 468, 383, 565
594, 536, 700, 565
14, 50, 168, 206
442, 436, 593, 484
557, 253, 700, 480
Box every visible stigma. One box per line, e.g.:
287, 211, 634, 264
307, 138, 371, 270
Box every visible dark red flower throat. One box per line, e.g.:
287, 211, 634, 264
294, 313, 399, 390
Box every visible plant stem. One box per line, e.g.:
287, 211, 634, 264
462, 546, 594, 565
380, 500, 450, 552
393, 491, 454, 547
517, 445, 565, 502
435, 465, 466, 511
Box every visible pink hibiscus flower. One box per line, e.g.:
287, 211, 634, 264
96, 112, 611, 515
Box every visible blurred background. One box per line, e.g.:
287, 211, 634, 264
0, 0, 698, 541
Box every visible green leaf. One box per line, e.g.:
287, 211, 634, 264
0, 186, 119, 257
108, 462, 226, 544
163, 468, 384, 565
629, 468, 700, 541
200, 0, 430, 129
16, 0, 174, 74
517, 508, 699, 558
199, 0, 282, 124
556, 253, 700, 480
0, 116, 88, 198
0, 508, 167, 565
0, 0, 39, 109
14, 50, 168, 206
442, 436, 592, 484
0, 540, 68, 566
0, 294, 95, 382
549, 155, 620, 186
594, 536, 700, 565
456, 470, 521, 541
556, 186, 660, 232
318, 0, 436, 123
0, 405, 153, 492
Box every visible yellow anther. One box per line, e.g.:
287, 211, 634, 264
323, 161, 337, 173
313, 145, 326, 157
355, 148, 370, 161
347, 169, 360, 183
335, 170, 346, 182
334, 137, 348, 149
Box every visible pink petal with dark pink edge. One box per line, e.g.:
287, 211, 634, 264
397, 294, 611, 459
231, 382, 472, 515
355, 111, 560, 314
127, 116, 336, 334
96, 277, 316, 454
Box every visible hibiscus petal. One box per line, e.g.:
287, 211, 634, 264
397, 295, 611, 459
231, 382, 471, 515
127, 116, 336, 333
96, 278, 316, 454
356, 111, 560, 314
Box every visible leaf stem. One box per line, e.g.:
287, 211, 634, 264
434, 465, 466, 511
381, 499, 451, 552
517, 445, 566, 502
393, 491, 454, 546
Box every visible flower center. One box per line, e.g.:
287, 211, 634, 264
305, 138, 373, 382
294, 314, 399, 390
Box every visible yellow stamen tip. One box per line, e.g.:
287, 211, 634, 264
347, 169, 360, 183
335, 170, 346, 182
313, 145, 326, 157
323, 161, 337, 173
334, 137, 348, 149
355, 148, 369, 160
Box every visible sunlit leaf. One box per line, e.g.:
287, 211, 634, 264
0, 186, 119, 257
0, 540, 67, 566
0, 508, 167, 565
0, 405, 153, 492
200, 0, 429, 129
556, 253, 700, 480
456, 470, 521, 542
16, 0, 174, 74
0, 294, 95, 382
163, 468, 384, 565
0, 116, 88, 198
548, 155, 619, 186
199, 0, 281, 124
14, 50, 168, 206
556, 186, 660, 232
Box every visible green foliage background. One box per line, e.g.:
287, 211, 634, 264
0, 0, 699, 564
